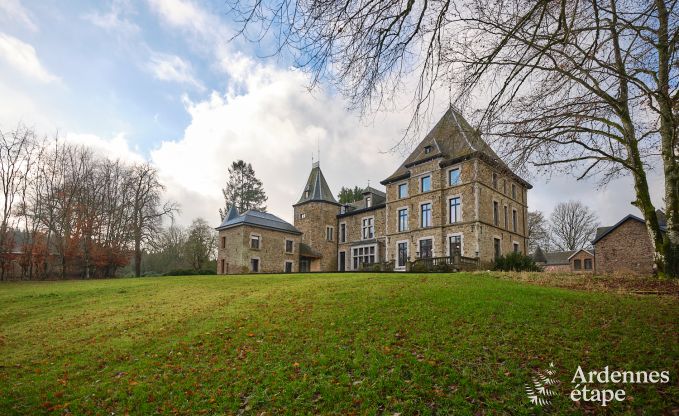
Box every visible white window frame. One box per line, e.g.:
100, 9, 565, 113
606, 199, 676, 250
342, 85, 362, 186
448, 166, 461, 186
420, 201, 433, 228
398, 182, 408, 199
448, 195, 462, 224
395, 239, 409, 270
250, 233, 262, 250
366, 196, 372, 207
351, 244, 378, 270
326, 225, 334, 241
446, 233, 464, 257
285, 238, 294, 254
397, 206, 409, 232
361, 216, 375, 240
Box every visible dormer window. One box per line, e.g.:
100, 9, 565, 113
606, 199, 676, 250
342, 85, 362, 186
366, 196, 372, 207
304, 188, 310, 198
424, 145, 432, 154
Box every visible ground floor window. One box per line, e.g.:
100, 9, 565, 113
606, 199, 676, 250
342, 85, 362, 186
220, 259, 225, 274
584, 258, 592, 270
419, 239, 433, 258
251, 258, 259, 272
449, 235, 461, 257
284, 261, 293, 273
352, 245, 376, 269
493, 238, 501, 259
513, 242, 519, 253
574, 259, 582, 270
397, 242, 408, 267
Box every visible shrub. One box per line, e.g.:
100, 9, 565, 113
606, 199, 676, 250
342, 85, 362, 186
410, 262, 428, 273
493, 252, 542, 272
432, 263, 454, 273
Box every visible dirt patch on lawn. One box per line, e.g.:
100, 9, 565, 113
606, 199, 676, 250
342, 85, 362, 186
485, 271, 679, 296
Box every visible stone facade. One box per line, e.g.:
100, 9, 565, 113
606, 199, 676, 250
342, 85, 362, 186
293, 200, 342, 272
337, 205, 387, 271
594, 218, 655, 276
217, 225, 301, 274
569, 250, 594, 273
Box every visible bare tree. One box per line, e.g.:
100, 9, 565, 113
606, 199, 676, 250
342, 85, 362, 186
549, 201, 599, 251
228, 0, 679, 276
128, 163, 177, 277
527, 210, 551, 253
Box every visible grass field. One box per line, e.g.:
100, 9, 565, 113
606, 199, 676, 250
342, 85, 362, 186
0, 273, 677, 415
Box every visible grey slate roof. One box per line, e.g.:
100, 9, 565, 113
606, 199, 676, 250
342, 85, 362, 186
542, 250, 576, 265
532, 246, 547, 263
215, 209, 301, 234
295, 162, 339, 206
381, 107, 531, 188
299, 243, 323, 258
592, 211, 666, 245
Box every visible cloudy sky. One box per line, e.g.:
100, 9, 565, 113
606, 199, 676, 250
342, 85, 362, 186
0, 0, 664, 228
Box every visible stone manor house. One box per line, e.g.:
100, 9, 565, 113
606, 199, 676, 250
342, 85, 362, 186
216, 108, 532, 274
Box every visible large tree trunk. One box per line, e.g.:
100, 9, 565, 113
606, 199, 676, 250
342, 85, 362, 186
134, 234, 142, 277
655, 0, 679, 277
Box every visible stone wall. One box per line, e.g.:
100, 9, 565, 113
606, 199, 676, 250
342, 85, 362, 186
293, 201, 340, 271
570, 250, 594, 273
595, 219, 655, 276
217, 225, 301, 274
338, 206, 386, 271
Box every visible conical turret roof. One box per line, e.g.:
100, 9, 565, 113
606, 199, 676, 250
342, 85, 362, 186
295, 162, 339, 206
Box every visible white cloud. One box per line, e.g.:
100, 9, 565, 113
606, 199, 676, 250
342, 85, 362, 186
0, 33, 58, 83
83, 0, 140, 37
147, 53, 204, 90
64, 132, 145, 164
0, 0, 38, 32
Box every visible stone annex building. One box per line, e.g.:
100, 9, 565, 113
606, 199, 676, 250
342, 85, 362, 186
216, 108, 532, 274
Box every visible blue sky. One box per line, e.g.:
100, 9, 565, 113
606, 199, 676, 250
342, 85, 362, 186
0, 0, 665, 229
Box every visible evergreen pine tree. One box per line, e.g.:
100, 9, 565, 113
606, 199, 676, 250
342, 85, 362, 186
219, 160, 268, 219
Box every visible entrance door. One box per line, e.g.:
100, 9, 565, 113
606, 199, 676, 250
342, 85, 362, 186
449, 236, 461, 257
339, 252, 346, 272
300, 258, 310, 273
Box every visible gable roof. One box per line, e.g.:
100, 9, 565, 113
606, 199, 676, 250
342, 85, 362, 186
381, 107, 531, 188
215, 210, 301, 234
567, 248, 594, 260
592, 212, 666, 245
295, 162, 339, 206
531, 246, 547, 263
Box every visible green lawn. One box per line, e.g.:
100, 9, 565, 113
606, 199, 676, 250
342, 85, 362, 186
0, 273, 677, 415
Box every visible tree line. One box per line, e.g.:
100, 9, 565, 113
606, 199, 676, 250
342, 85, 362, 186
528, 201, 600, 253
0, 125, 176, 280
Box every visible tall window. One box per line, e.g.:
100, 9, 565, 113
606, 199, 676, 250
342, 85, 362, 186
250, 235, 260, 249
493, 238, 501, 259
251, 258, 260, 272
574, 259, 582, 270
449, 168, 460, 185
493, 201, 499, 226
326, 226, 334, 241
503, 180, 507, 194
285, 240, 294, 253
398, 208, 408, 232
285, 261, 293, 273
362, 217, 374, 239
421, 203, 432, 227
221, 236, 226, 249
492, 173, 498, 189
397, 242, 408, 267
339, 223, 346, 243
504, 206, 508, 229
513, 243, 519, 253
512, 209, 517, 232
352, 246, 375, 269
449, 197, 461, 223
398, 183, 408, 199
449, 235, 461, 257
511, 184, 516, 199
421, 175, 431, 192
419, 239, 433, 258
